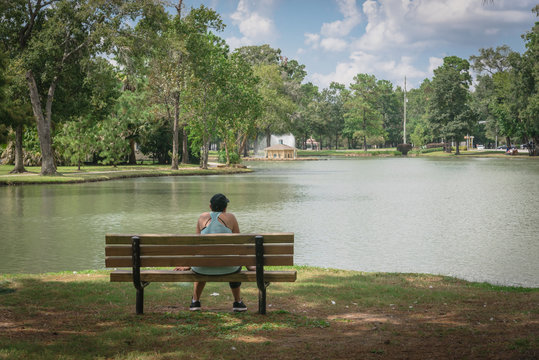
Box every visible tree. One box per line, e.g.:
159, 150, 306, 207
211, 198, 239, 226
318, 82, 346, 149
470, 46, 518, 148
344, 74, 385, 151
377, 79, 402, 147
0, 54, 34, 172
511, 7, 539, 154
235, 44, 281, 65
2, 0, 143, 175
429, 56, 475, 154
236, 45, 300, 149
290, 82, 319, 149
187, 33, 229, 169
216, 52, 260, 165
253, 64, 296, 147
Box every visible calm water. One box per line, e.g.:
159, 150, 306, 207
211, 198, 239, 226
1, 158, 538, 287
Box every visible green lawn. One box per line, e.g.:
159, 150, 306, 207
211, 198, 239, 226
0, 165, 252, 185
0, 267, 536, 359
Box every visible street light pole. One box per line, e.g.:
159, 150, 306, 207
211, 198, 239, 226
403, 76, 407, 144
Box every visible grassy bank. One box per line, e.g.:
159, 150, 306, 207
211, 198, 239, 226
0, 267, 537, 359
297, 149, 401, 157
0, 165, 252, 186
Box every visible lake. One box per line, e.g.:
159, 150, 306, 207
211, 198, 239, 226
1, 157, 538, 287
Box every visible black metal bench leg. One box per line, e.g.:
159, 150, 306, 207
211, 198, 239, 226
136, 288, 144, 315
255, 235, 269, 315
132, 236, 145, 315
258, 286, 266, 315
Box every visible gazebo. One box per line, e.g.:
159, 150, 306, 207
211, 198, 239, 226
264, 144, 297, 159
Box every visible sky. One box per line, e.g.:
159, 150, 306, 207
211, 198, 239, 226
182, 0, 537, 90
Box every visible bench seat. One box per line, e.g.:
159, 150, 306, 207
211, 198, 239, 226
110, 269, 297, 283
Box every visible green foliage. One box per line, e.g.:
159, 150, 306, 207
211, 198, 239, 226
218, 149, 240, 164
2, 2, 538, 162
429, 56, 475, 152
54, 116, 96, 168
344, 74, 386, 150
138, 119, 172, 164
409, 147, 444, 154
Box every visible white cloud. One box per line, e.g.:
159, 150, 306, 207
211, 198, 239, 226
356, 0, 535, 52
304, 0, 361, 52
309, 0, 535, 89
310, 51, 427, 89
304, 33, 320, 48
321, 0, 361, 37
320, 37, 348, 52
226, 0, 277, 49
427, 57, 444, 76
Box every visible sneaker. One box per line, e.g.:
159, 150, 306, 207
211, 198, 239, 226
233, 300, 247, 312
190, 299, 201, 311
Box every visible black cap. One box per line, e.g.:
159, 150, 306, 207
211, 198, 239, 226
210, 193, 229, 212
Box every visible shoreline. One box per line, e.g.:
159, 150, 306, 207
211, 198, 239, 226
1, 151, 537, 185
1, 267, 536, 289
0, 166, 253, 186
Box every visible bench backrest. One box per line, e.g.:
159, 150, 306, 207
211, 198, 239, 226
105, 233, 294, 268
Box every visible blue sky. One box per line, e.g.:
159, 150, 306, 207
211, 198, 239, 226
181, 0, 537, 89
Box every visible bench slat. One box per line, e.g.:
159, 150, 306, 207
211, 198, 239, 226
105, 244, 294, 257
110, 269, 297, 283
106, 233, 294, 245
105, 255, 293, 268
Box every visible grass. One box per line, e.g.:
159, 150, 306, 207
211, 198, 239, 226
0, 164, 252, 185
0, 267, 537, 359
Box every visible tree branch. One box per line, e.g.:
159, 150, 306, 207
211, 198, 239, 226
62, 39, 89, 63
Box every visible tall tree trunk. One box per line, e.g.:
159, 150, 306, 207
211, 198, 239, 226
266, 127, 271, 148
128, 138, 137, 164
363, 109, 368, 151
181, 124, 189, 164
10, 124, 26, 173
455, 138, 460, 155
171, 91, 180, 169
224, 140, 230, 166
26, 70, 57, 175
201, 89, 209, 169
253, 133, 259, 156
238, 133, 248, 157
506, 136, 511, 149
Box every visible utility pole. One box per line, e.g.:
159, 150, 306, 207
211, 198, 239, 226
403, 76, 407, 144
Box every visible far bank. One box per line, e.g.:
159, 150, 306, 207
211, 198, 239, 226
0, 164, 252, 186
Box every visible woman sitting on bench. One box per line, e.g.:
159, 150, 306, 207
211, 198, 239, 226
175, 193, 254, 312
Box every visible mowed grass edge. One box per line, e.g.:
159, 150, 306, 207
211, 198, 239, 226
0, 165, 252, 185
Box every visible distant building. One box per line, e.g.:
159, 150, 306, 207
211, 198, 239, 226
264, 143, 297, 159
305, 137, 319, 150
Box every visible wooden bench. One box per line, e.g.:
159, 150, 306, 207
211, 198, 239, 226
105, 233, 296, 315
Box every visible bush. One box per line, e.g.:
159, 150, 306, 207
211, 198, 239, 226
218, 149, 241, 165
409, 147, 444, 154
396, 144, 412, 155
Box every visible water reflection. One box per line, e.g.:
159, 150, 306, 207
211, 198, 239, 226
1, 157, 538, 287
